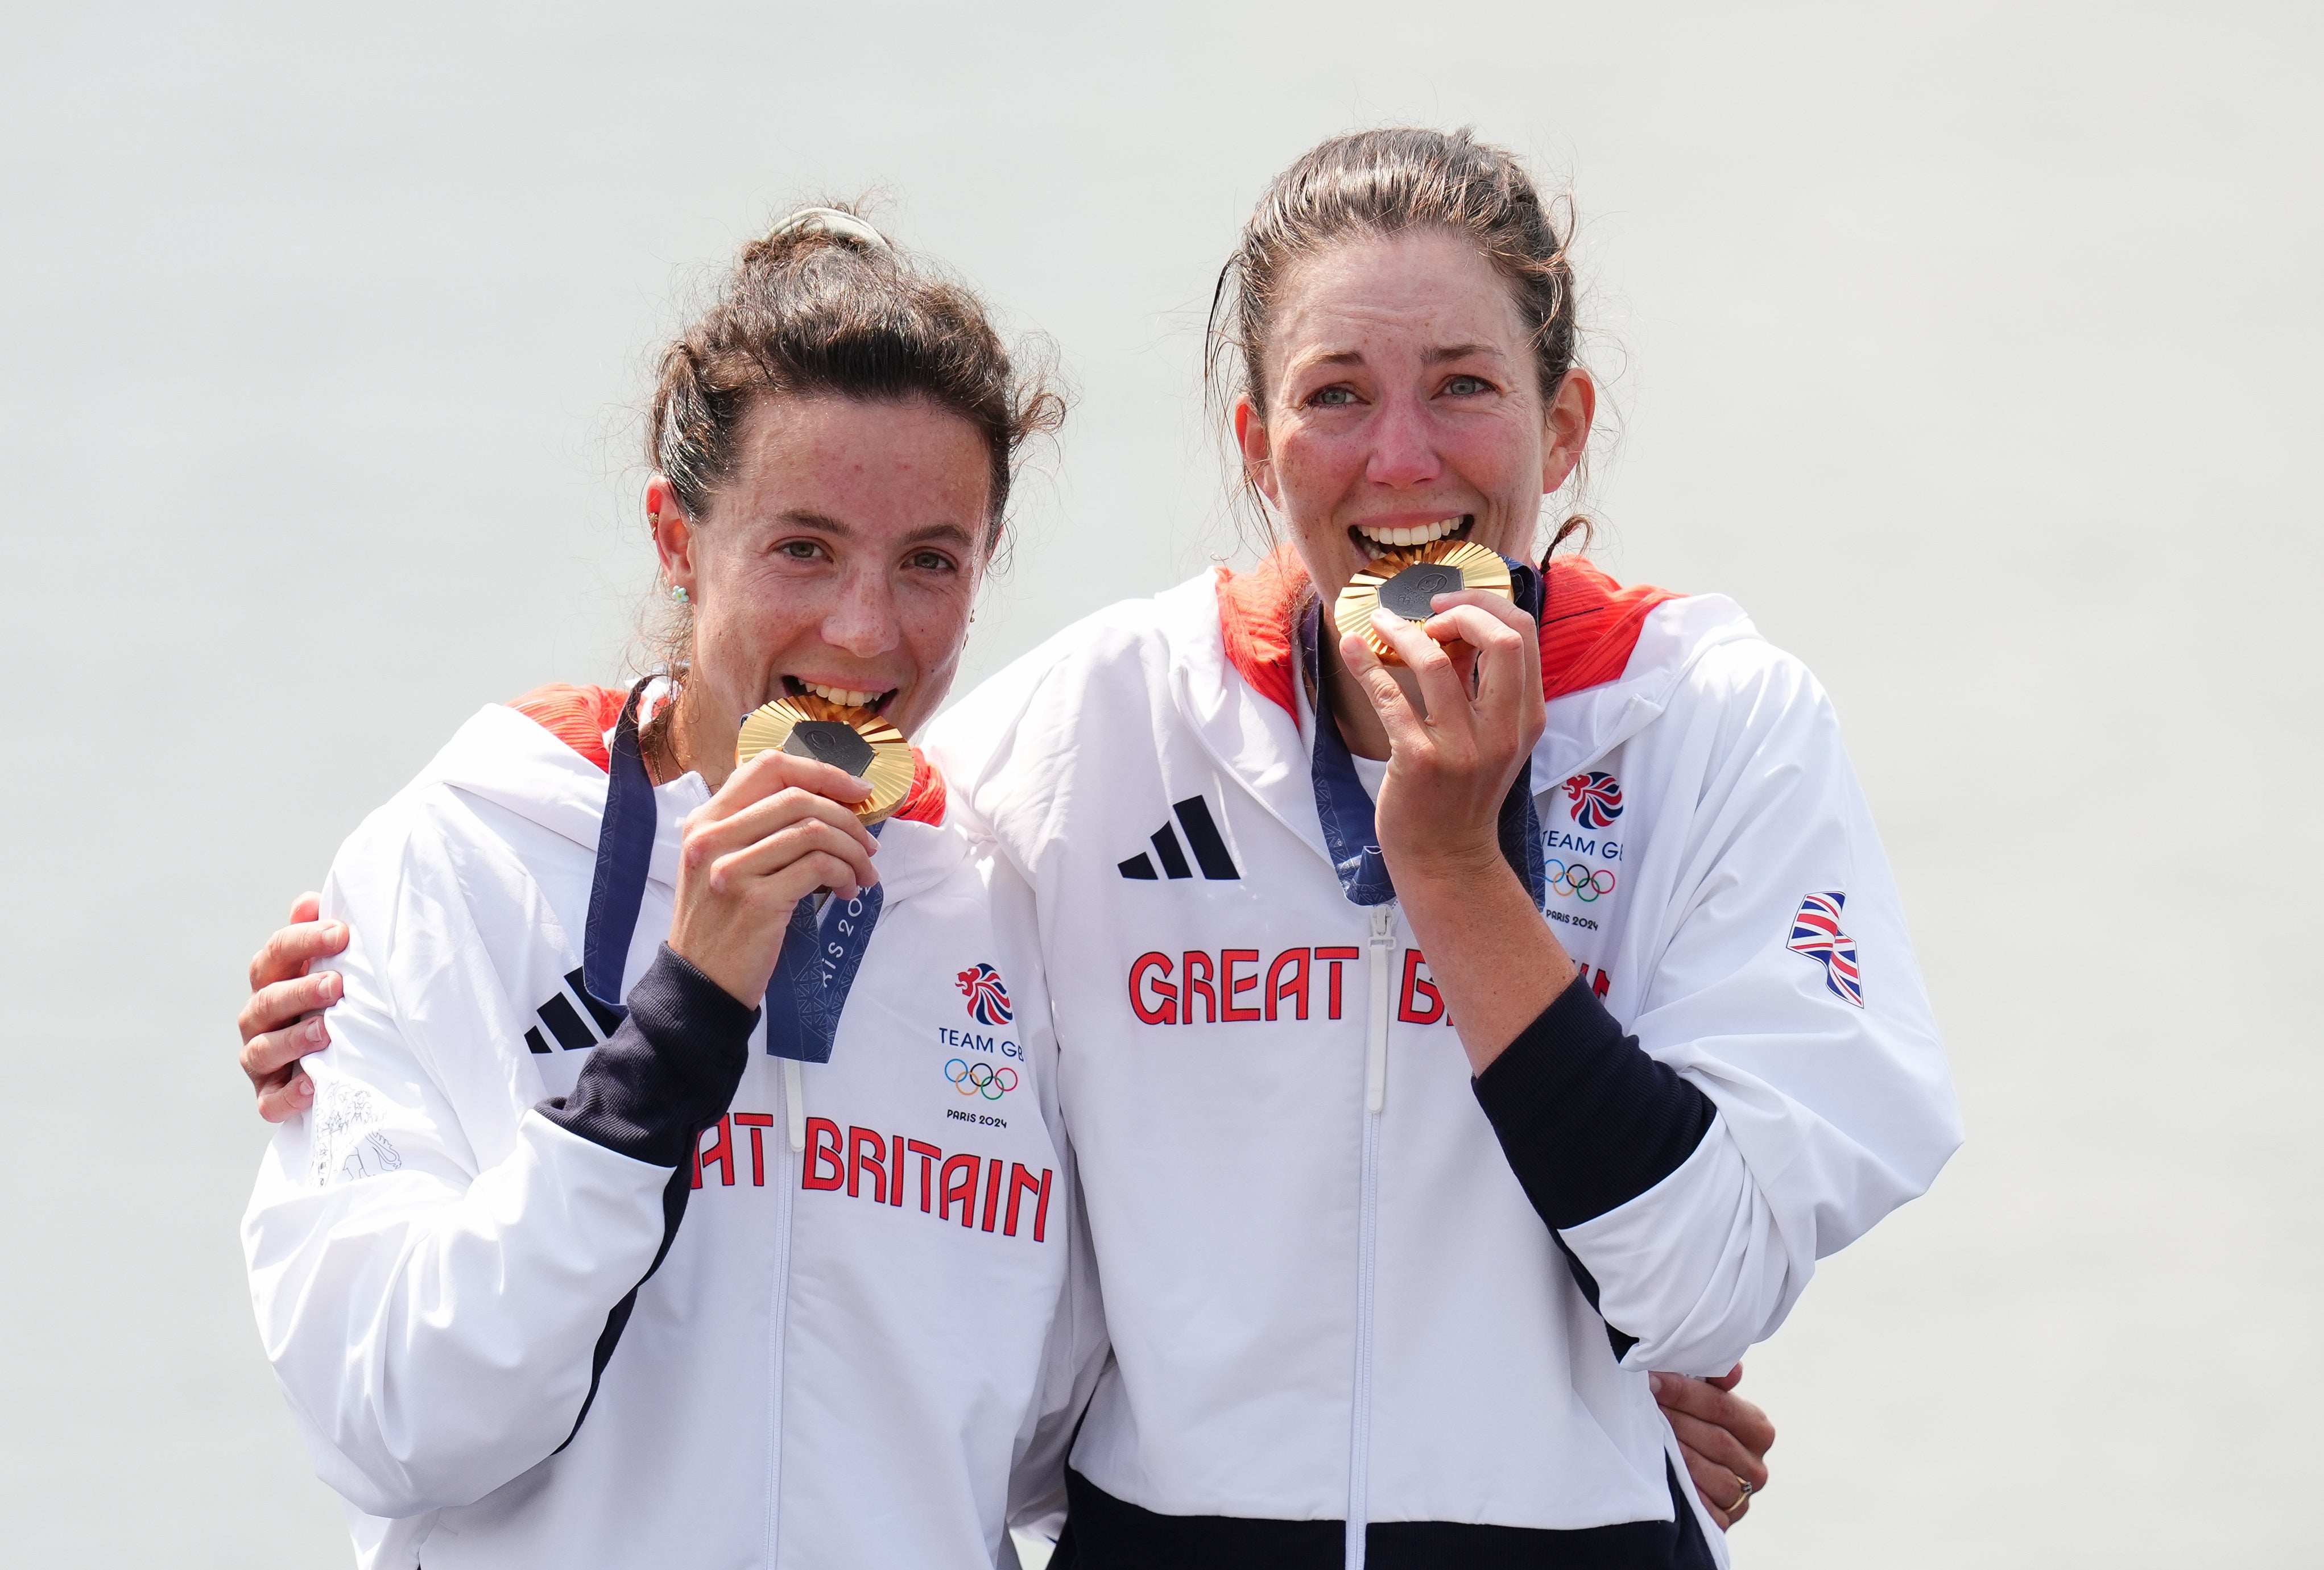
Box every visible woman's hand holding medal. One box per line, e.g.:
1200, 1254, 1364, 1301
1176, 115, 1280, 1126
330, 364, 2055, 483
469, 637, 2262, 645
1336, 576, 1574, 1071
1337, 585, 1545, 880
668, 745, 880, 1009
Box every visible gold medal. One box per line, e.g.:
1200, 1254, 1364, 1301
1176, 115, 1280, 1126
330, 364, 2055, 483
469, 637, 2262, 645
1333, 539, 1514, 665
735, 694, 915, 823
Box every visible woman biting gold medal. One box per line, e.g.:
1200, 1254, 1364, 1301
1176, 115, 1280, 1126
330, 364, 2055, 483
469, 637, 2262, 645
736, 693, 915, 823
1334, 536, 1514, 664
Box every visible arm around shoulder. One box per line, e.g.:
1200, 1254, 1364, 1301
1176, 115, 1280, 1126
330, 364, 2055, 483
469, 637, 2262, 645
241, 818, 722, 1518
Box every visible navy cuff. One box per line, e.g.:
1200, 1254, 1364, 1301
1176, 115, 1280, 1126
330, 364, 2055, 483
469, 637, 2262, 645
1471, 974, 1715, 1231
538, 945, 758, 1167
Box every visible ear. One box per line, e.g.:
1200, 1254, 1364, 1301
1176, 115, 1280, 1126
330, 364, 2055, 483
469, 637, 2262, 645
646, 476, 698, 593
1540, 367, 1597, 495
1234, 395, 1284, 509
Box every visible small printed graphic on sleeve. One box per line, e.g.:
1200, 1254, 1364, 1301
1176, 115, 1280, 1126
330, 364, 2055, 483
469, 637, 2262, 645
1118, 795, 1240, 881
309, 1083, 403, 1186
1787, 890, 1864, 1007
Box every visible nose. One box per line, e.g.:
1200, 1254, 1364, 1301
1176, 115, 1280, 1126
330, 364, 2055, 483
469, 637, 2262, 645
1363, 391, 1442, 490
821, 563, 903, 660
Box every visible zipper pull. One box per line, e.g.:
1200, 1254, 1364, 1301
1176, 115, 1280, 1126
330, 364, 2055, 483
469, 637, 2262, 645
783, 1057, 807, 1153
1366, 905, 1395, 1115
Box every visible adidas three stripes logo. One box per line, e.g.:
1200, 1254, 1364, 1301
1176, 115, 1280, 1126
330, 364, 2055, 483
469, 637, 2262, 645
1119, 796, 1240, 881
524, 967, 623, 1054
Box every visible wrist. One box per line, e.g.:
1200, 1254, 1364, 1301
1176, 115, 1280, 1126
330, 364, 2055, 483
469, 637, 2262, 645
665, 929, 766, 1010
1381, 833, 1510, 896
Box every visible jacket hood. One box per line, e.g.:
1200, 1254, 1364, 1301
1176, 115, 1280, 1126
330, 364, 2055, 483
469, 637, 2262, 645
412, 685, 963, 904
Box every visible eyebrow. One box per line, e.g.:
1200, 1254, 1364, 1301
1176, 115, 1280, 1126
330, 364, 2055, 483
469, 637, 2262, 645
779, 510, 978, 548
1300, 342, 1506, 371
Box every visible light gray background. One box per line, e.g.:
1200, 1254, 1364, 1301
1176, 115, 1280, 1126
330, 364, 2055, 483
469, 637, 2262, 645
3, 2, 2315, 1564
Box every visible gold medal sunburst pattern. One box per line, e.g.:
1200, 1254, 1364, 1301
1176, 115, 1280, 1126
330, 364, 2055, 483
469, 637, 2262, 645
735, 693, 915, 823
1333, 539, 1515, 665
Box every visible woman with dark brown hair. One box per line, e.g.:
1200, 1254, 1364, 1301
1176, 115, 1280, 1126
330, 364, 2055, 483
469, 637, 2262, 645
238, 210, 1104, 1568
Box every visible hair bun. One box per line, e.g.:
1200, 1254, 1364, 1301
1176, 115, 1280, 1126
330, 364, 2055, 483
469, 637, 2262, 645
766, 206, 891, 252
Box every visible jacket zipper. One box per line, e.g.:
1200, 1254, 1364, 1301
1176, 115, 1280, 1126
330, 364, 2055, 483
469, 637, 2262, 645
1346, 903, 1395, 1569
763, 1055, 801, 1565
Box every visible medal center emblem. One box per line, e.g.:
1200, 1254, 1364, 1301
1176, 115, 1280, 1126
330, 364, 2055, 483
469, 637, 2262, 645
781, 719, 876, 776
1376, 562, 1463, 621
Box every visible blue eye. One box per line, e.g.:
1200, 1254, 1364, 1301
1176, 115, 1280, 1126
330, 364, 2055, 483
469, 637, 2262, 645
1309, 386, 1359, 407
1443, 375, 1492, 396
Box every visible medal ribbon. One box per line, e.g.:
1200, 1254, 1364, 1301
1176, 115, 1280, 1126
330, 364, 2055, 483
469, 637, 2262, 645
761, 881, 884, 1063
1302, 556, 1549, 911
580, 678, 659, 1012
580, 680, 884, 1060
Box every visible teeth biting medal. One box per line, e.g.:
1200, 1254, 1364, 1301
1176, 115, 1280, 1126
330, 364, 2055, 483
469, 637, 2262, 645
1334, 538, 1515, 665
735, 693, 914, 823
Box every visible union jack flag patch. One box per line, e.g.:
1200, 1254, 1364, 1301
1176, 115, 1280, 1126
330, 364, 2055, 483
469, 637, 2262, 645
1787, 892, 1864, 1008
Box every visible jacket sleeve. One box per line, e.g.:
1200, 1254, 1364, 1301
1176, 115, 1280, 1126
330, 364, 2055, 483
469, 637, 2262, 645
1475, 642, 1961, 1374
239, 817, 755, 1518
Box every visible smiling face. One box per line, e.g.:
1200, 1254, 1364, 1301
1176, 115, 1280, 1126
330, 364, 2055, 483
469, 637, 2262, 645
649, 392, 993, 783
1235, 228, 1595, 602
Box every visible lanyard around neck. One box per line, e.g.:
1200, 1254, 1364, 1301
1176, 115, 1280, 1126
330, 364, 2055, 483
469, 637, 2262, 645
579, 678, 884, 1062
1300, 558, 1548, 912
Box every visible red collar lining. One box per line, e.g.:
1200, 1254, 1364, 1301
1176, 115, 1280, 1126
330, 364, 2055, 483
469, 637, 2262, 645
506, 684, 947, 826
1213, 546, 1680, 719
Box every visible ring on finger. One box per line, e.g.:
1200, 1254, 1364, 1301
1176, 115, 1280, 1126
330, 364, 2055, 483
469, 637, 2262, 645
1726, 1476, 1753, 1514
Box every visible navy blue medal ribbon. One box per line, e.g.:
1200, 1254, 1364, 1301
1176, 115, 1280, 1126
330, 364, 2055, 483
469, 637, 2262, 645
762, 877, 884, 1063
580, 678, 659, 1014
579, 678, 884, 1060
1303, 556, 1548, 912
1306, 598, 1396, 908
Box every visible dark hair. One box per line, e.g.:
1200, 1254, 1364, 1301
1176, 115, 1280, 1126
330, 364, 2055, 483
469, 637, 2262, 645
650, 205, 1061, 543
1205, 127, 1593, 552
638, 206, 1063, 712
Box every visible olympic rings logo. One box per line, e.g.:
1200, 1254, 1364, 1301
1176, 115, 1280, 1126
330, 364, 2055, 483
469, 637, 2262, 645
1545, 858, 1616, 902
946, 1058, 1019, 1100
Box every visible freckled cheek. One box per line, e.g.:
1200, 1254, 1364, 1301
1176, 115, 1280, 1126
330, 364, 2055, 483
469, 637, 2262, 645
1271, 428, 1364, 520
905, 594, 974, 671
1443, 428, 1541, 512
705, 594, 812, 675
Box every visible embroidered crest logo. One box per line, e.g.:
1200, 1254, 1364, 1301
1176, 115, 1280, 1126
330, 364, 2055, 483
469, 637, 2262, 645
1563, 770, 1623, 828
956, 962, 1014, 1026
1787, 892, 1864, 1007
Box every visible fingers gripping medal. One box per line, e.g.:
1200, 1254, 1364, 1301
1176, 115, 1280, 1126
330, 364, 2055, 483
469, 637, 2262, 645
735, 694, 914, 824
1334, 538, 1515, 665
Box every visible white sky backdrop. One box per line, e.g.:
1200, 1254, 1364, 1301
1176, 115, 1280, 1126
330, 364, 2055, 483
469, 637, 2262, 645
2, 2, 2317, 1564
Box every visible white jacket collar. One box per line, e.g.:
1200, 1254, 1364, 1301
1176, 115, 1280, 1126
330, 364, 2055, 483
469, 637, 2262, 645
1161, 573, 1329, 863
417, 703, 966, 902
1159, 569, 1763, 840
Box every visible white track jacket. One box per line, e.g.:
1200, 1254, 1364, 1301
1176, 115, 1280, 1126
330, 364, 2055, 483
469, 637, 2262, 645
242, 686, 1101, 1569
925, 552, 1962, 1567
